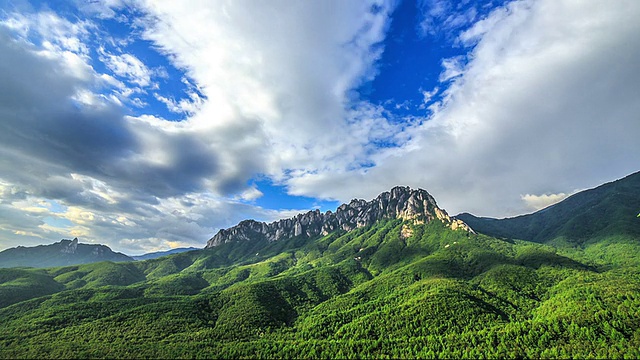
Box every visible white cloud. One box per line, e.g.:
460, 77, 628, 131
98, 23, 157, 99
75, 0, 127, 19
439, 55, 466, 82
1, 5, 367, 252
131, 0, 397, 179
98, 48, 154, 87
1, 0, 639, 254
418, 0, 480, 38
1, 12, 96, 82
154, 91, 204, 114
99, 73, 126, 89
419, 87, 439, 108
458, 3, 513, 46
4, 11, 94, 54
0, 11, 276, 252
282, 0, 640, 218
237, 187, 264, 202
521, 192, 570, 211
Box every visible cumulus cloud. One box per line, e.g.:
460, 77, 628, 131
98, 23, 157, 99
98, 49, 155, 87
419, 87, 439, 108
439, 55, 466, 82
74, 0, 127, 19
284, 0, 640, 218
154, 91, 204, 114
132, 0, 397, 178
1, 0, 639, 253
418, 0, 480, 39
0, 2, 399, 252
0, 15, 255, 251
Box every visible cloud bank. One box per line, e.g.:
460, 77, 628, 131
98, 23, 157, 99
285, 0, 640, 217
0, 0, 638, 253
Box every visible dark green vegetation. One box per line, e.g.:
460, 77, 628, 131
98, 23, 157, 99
0, 238, 133, 268
1, 172, 639, 359
458, 171, 640, 244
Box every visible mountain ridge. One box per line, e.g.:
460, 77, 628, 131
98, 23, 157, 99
457, 171, 640, 243
206, 186, 472, 248
131, 247, 199, 261
0, 238, 133, 268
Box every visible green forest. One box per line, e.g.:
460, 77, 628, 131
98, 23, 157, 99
1, 216, 639, 358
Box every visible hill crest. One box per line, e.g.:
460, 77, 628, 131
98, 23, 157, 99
206, 186, 472, 248
457, 171, 640, 243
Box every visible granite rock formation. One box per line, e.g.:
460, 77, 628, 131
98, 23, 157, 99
206, 186, 472, 248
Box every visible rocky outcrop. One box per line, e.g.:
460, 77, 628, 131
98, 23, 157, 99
206, 186, 473, 248
60, 237, 79, 254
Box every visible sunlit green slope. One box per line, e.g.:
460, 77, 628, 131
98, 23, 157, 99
1, 217, 639, 359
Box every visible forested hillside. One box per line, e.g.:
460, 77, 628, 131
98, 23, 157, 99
458, 171, 640, 244
1, 215, 639, 358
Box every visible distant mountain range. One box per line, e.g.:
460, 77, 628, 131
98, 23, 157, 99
131, 247, 199, 261
206, 186, 471, 248
457, 171, 640, 244
0, 238, 132, 268
0, 239, 199, 268
4, 172, 639, 269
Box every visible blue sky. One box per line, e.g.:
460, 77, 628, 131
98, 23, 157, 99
0, 0, 638, 254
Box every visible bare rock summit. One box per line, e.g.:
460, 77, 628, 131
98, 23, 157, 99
206, 186, 472, 248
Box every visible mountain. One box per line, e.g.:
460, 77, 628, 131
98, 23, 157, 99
131, 247, 199, 261
0, 238, 133, 268
457, 171, 640, 244
0, 181, 639, 358
207, 186, 471, 248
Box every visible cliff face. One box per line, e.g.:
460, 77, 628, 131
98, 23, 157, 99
206, 186, 472, 248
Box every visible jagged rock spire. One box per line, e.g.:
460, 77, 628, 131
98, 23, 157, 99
205, 186, 472, 248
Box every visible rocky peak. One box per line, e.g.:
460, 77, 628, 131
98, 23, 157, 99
205, 186, 473, 248
60, 237, 79, 254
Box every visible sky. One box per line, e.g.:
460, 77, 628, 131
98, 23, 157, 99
0, 0, 638, 254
